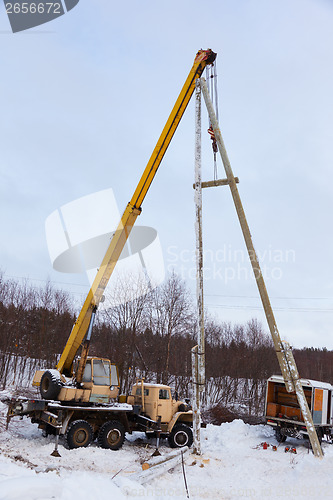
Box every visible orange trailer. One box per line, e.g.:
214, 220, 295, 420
265, 375, 333, 443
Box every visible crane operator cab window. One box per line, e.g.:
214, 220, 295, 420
82, 361, 92, 383
93, 359, 111, 385
82, 359, 119, 387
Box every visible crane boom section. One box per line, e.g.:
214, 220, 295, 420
56, 49, 216, 376
56, 203, 140, 375
131, 49, 216, 208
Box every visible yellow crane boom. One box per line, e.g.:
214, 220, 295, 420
57, 48, 217, 376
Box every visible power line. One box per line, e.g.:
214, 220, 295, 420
205, 303, 333, 313
2, 274, 89, 297
205, 293, 333, 301
3, 274, 333, 308
4, 274, 88, 289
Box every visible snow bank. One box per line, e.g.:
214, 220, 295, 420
0, 462, 127, 500
2, 391, 333, 500
203, 419, 274, 453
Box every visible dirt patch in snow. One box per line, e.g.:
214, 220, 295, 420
203, 404, 265, 425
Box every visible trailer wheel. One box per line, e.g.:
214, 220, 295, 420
275, 427, 287, 443
40, 370, 62, 400
168, 423, 193, 448
98, 420, 125, 450
66, 420, 93, 449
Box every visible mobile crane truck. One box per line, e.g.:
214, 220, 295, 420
6, 48, 216, 453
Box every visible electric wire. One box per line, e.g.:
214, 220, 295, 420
205, 303, 333, 313
3, 274, 333, 311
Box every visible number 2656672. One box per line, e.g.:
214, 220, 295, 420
5, 3, 62, 14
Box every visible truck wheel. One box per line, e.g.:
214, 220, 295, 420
98, 420, 125, 450
40, 370, 62, 400
66, 420, 93, 449
275, 427, 287, 443
168, 424, 193, 448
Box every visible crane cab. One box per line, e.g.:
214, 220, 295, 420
80, 357, 120, 402
33, 358, 120, 404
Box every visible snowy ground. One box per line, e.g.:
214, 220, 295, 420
1, 392, 333, 500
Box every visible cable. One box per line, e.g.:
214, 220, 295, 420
205, 303, 333, 313
3, 274, 89, 290
193, 292, 333, 301
3, 274, 333, 310
213, 61, 219, 123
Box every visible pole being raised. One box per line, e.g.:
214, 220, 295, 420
199, 77, 323, 458
192, 79, 205, 455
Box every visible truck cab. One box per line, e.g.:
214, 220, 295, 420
126, 380, 193, 447
131, 383, 173, 423
130, 381, 192, 427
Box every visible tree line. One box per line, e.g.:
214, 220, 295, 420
0, 271, 332, 417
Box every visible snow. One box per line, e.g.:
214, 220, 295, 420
49, 402, 133, 411
136, 383, 170, 389
0, 464, 127, 500
46, 369, 61, 379
2, 392, 333, 499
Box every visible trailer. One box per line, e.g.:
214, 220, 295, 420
265, 375, 333, 443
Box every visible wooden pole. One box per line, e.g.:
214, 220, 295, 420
191, 345, 201, 454
192, 79, 205, 455
192, 177, 239, 189
199, 77, 323, 459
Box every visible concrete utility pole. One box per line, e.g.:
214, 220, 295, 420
199, 77, 323, 459
192, 79, 205, 455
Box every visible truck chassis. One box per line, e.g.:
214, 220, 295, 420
7, 397, 194, 451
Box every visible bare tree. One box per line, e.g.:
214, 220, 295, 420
150, 271, 194, 385
101, 271, 152, 392
0, 274, 74, 389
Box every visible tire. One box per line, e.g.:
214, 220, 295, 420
40, 370, 63, 400
168, 423, 193, 448
66, 420, 93, 449
275, 427, 287, 443
98, 420, 125, 450
178, 403, 191, 412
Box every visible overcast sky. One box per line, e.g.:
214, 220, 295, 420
0, 0, 333, 349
